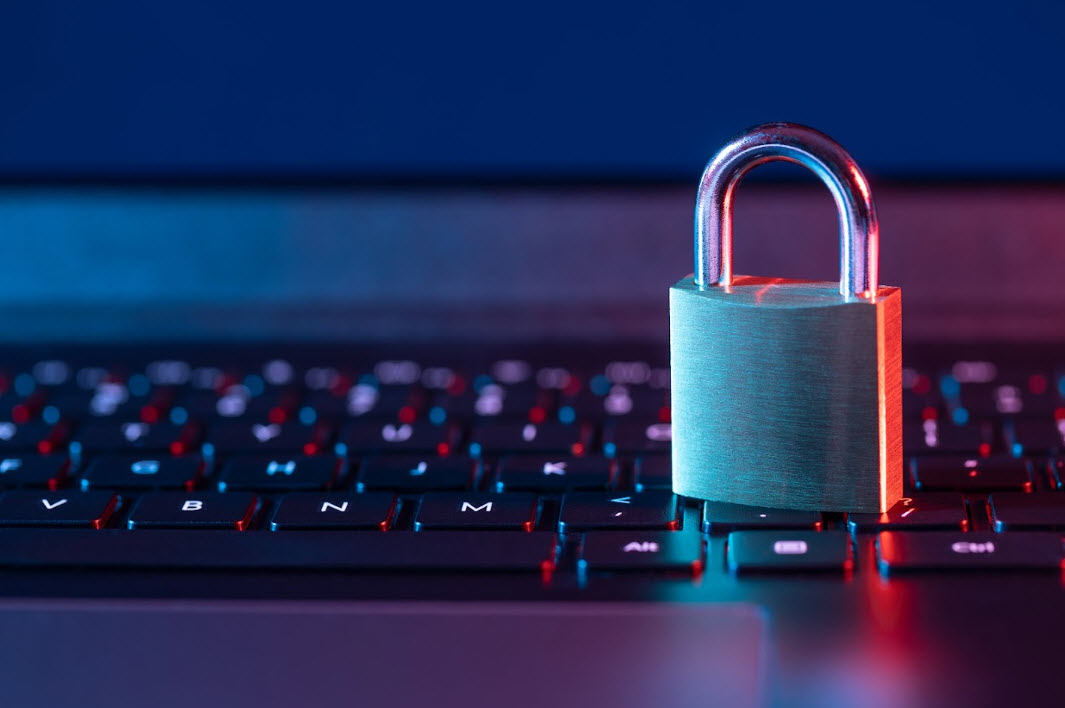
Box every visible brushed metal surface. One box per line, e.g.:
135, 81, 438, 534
670, 276, 902, 512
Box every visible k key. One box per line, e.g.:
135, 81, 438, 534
558, 491, 679, 532
495, 457, 613, 492
0, 491, 118, 528
127, 492, 259, 530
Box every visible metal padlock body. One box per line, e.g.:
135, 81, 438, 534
670, 275, 902, 513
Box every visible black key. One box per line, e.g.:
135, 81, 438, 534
470, 422, 588, 456
904, 421, 988, 455
270, 493, 397, 530
988, 493, 1065, 531
558, 491, 679, 531
847, 494, 969, 532
876, 531, 1063, 573
1010, 420, 1064, 454
80, 456, 204, 491
72, 421, 187, 452
127, 492, 259, 530
726, 531, 852, 574
343, 422, 453, 454
0, 492, 118, 528
633, 456, 672, 490
603, 420, 672, 455
208, 421, 330, 455
217, 456, 342, 491
579, 530, 703, 574
495, 457, 613, 492
0, 455, 68, 489
910, 456, 1032, 492
703, 502, 822, 533
357, 456, 476, 492
0, 529, 558, 571
414, 493, 538, 530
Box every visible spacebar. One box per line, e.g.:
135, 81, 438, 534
0, 530, 558, 571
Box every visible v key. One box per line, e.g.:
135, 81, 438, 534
0, 492, 117, 528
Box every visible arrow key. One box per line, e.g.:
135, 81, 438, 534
495, 457, 614, 492
579, 530, 703, 574
558, 491, 680, 531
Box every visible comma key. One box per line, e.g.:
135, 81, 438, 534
875, 531, 1063, 574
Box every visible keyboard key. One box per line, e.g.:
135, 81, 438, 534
848, 494, 969, 532
357, 456, 477, 492
270, 493, 397, 530
414, 493, 538, 530
0, 529, 558, 571
703, 502, 822, 533
0, 492, 118, 528
72, 421, 189, 452
495, 457, 613, 492
633, 456, 672, 490
0, 456, 68, 489
727, 531, 852, 574
904, 421, 988, 455
208, 421, 331, 454
0, 421, 55, 452
1010, 420, 1064, 454
603, 421, 672, 455
127, 492, 259, 530
343, 422, 454, 454
217, 456, 342, 491
80, 456, 204, 491
988, 493, 1065, 531
579, 530, 703, 574
558, 491, 679, 531
876, 531, 1063, 573
470, 422, 588, 456
910, 456, 1032, 492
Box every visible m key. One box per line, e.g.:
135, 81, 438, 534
414, 493, 538, 531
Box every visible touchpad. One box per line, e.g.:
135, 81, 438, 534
0, 600, 768, 708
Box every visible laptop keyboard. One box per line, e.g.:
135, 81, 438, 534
0, 345, 1063, 579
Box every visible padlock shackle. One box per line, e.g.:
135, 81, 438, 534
694, 122, 879, 298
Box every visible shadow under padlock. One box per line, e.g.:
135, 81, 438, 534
669, 123, 903, 513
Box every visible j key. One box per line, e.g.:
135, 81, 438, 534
270, 493, 397, 530
848, 494, 969, 532
72, 421, 187, 452
910, 456, 1032, 492
579, 530, 703, 574
470, 422, 588, 456
0, 492, 118, 528
414, 493, 538, 530
217, 456, 342, 491
876, 531, 1063, 573
727, 531, 852, 574
0, 421, 54, 452
1009, 420, 1064, 454
495, 457, 613, 492
0, 456, 68, 489
127, 492, 259, 530
343, 422, 453, 454
634, 456, 672, 490
903, 421, 988, 455
208, 421, 331, 454
558, 491, 679, 532
0, 529, 558, 571
703, 502, 822, 533
988, 493, 1065, 531
80, 456, 204, 491
357, 456, 477, 492
603, 421, 672, 455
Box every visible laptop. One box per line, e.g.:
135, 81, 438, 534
0, 177, 1063, 708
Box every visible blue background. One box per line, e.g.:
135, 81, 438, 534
1, 0, 1063, 179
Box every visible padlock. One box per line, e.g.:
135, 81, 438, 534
669, 123, 902, 513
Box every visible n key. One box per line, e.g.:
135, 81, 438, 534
0, 492, 118, 528
270, 493, 397, 530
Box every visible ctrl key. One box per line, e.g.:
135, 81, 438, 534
876, 532, 1064, 574
727, 531, 852, 574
